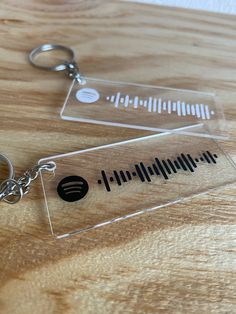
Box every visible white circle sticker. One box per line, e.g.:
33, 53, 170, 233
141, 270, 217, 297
76, 88, 100, 104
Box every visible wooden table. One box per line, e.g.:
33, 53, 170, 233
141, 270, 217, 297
0, 1, 236, 313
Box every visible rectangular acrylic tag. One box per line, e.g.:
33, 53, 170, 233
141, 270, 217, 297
40, 126, 236, 238
61, 78, 226, 139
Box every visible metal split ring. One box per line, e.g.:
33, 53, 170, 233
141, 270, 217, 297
29, 44, 75, 72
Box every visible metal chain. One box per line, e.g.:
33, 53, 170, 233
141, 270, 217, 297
0, 162, 56, 204
64, 61, 86, 85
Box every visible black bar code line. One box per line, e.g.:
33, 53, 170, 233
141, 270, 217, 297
203, 152, 211, 163
135, 164, 145, 182
174, 160, 181, 169
140, 162, 151, 182
155, 158, 168, 180
152, 164, 160, 176
148, 166, 154, 175
167, 159, 177, 173
101, 170, 111, 192
162, 160, 171, 175
177, 156, 187, 171
126, 171, 132, 180
207, 151, 216, 163
187, 154, 197, 168
120, 170, 127, 182
113, 171, 121, 186
181, 153, 194, 172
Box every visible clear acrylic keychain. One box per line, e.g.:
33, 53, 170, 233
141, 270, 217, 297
39, 124, 236, 238
29, 44, 227, 139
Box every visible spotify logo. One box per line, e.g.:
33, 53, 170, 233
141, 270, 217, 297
57, 176, 89, 202
76, 88, 100, 103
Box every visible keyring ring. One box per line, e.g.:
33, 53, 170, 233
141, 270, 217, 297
0, 154, 14, 182
29, 44, 75, 72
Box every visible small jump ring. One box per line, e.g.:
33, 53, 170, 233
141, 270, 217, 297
29, 44, 75, 72
0, 154, 14, 182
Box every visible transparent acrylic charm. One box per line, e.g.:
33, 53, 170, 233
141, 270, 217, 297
39, 126, 236, 238
61, 78, 226, 139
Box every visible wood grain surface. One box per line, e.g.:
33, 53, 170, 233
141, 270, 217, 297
0, 1, 236, 313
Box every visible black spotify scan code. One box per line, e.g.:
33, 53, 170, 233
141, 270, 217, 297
57, 176, 89, 202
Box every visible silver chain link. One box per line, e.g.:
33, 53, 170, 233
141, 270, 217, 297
0, 162, 56, 204
64, 61, 86, 85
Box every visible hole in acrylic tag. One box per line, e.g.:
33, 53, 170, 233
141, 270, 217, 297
60, 78, 226, 139
39, 126, 236, 238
